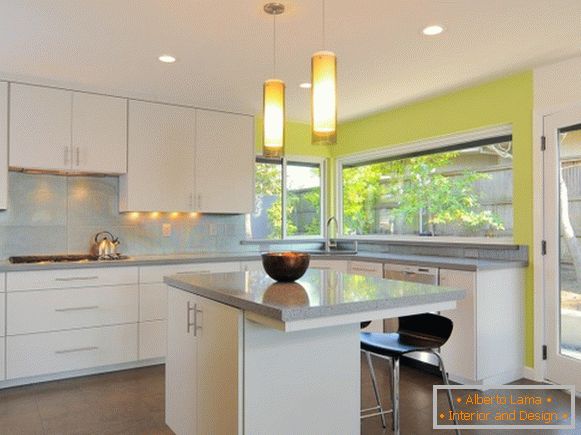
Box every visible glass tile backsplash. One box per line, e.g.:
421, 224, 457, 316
0, 172, 250, 258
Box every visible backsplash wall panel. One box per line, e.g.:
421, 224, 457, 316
0, 172, 251, 258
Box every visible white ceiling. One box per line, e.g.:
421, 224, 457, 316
0, 1, 580, 122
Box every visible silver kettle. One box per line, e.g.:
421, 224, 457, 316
93, 231, 120, 258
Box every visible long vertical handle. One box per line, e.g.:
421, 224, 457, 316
64, 146, 70, 166
187, 301, 195, 333
193, 303, 203, 336
76, 147, 80, 166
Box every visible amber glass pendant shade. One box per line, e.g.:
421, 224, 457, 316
311, 50, 337, 145
263, 78, 285, 157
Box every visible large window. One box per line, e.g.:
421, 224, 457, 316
250, 157, 324, 239
339, 133, 513, 239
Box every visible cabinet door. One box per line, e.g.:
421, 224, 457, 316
438, 268, 477, 382
196, 296, 242, 435
310, 259, 349, 272
72, 92, 127, 174
0, 82, 7, 209
166, 287, 197, 435
349, 261, 383, 277
195, 110, 254, 213
121, 101, 195, 212
9, 84, 72, 171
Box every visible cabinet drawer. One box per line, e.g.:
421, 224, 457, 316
7, 267, 138, 291
139, 262, 239, 284
140, 283, 167, 321
349, 261, 383, 277
7, 323, 138, 379
7, 285, 138, 335
139, 320, 166, 360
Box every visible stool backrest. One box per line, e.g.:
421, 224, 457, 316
398, 313, 453, 344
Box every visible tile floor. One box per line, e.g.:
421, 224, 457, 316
0, 360, 579, 434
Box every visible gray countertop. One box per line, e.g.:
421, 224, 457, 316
0, 250, 527, 272
164, 269, 466, 324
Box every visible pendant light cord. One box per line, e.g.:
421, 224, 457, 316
273, 14, 277, 77
322, 0, 326, 50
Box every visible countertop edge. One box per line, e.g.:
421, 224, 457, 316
164, 274, 467, 323
0, 252, 528, 272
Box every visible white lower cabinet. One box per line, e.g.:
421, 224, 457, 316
7, 324, 138, 379
166, 287, 242, 435
7, 285, 138, 335
439, 267, 524, 384
139, 320, 166, 360
139, 283, 167, 321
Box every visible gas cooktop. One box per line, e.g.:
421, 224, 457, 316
8, 254, 129, 264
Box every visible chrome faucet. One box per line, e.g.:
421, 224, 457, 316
325, 216, 339, 252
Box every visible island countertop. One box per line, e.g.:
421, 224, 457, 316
164, 269, 466, 331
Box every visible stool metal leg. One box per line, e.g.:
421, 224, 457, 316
433, 351, 461, 435
365, 351, 387, 428
392, 356, 400, 435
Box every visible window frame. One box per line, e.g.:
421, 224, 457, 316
254, 154, 326, 240
335, 125, 514, 243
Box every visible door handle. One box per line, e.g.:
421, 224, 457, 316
55, 346, 99, 355
193, 303, 203, 337
55, 305, 100, 312
76, 147, 80, 166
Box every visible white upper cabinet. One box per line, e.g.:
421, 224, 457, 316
120, 100, 196, 212
0, 82, 7, 209
72, 92, 127, 174
195, 109, 254, 213
10, 84, 72, 171
9, 83, 128, 174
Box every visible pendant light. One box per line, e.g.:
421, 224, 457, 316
262, 3, 286, 158
311, 0, 337, 145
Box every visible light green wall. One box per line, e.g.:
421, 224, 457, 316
255, 72, 535, 366
334, 72, 535, 367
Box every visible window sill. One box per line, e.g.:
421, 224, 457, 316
338, 235, 520, 249
240, 238, 325, 245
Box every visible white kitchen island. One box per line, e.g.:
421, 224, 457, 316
164, 269, 465, 435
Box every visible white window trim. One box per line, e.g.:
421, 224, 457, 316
255, 154, 327, 240
335, 124, 514, 243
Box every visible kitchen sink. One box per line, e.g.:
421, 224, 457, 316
8, 254, 129, 264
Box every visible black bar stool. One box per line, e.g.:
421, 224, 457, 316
360, 314, 460, 435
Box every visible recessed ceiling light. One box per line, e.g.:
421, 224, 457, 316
422, 25, 444, 36
158, 54, 176, 63
299, 82, 312, 89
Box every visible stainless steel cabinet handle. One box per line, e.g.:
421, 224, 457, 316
55, 346, 99, 355
76, 147, 80, 166
197, 194, 202, 209
189, 193, 193, 208
187, 301, 195, 333
352, 267, 377, 273
55, 276, 99, 282
193, 303, 203, 337
64, 146, 70, 166
55, 305, 100, 312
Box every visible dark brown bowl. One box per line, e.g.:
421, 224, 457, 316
261, 252, 310, 282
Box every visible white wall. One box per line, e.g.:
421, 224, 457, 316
534, 55, 581, 111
